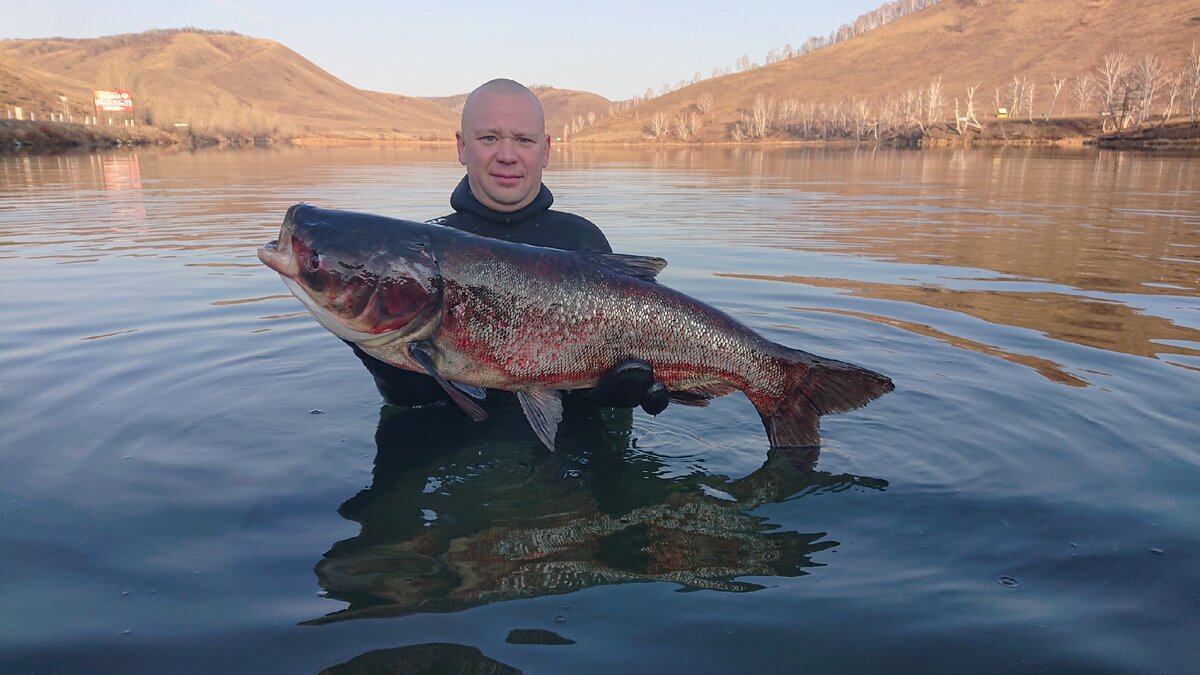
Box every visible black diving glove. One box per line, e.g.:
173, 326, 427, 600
589, 358, 670, 415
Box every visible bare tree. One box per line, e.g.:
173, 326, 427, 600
877, 94, 898, 135
750, 94, 776, 138
587, 111, 596, 126
779, 98, 799, 132
649, 111, 669, 140
851, 98, 871, 140
821, 101, 849, 137
1187, 42, 1200, 125
1047, 74, 1066, 118
697, 92, 714, 123
1097, 52, 1131, 130
561, 123, 570, 141
924, 75, 944, 126
955, 83, 984, 130
1072, 73, 1094, 113
673, 112, 692, 141
902, 88, 922, 130
799, 102, 816, 138
1160, 70, 1184, 126
1008, 75, 1025, 115
1022, 80, 1035, 121
1134, 53, 1164, 124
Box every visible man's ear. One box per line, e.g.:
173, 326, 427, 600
456, 131, 467, 166
542, 134, 551, 168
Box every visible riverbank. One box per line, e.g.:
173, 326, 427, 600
923, 117, 1200, 149
4, 116, 1198, 152
0, 119, 281, 152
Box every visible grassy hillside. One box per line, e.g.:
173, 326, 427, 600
0, 29, 458, 141
3, 0, 1196, 147
577, 0, 1200, 142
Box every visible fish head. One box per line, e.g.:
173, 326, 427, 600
258, 203, 443, 343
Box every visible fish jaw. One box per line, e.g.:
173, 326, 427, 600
257, 239, 299, 278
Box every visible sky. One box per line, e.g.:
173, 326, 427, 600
2, 0, 886, 101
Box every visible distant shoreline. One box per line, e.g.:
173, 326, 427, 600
3, 117, 1197, 153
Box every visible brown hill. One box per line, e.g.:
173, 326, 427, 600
0, 29, 458, 141
577, 0, 1200, 142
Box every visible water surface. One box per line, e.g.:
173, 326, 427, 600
1, 145, 1197, 673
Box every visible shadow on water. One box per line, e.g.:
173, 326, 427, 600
304, 393, 887, 626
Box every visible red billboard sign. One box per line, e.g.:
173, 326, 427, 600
94, 90, 134, 113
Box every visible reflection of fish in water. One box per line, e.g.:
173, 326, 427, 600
305, 424, 887, 625
319, 642, 519, 675
258, 204, 893, 451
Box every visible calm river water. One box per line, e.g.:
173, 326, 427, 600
1, 145, 1197, 674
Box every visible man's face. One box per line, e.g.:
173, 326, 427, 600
456, 89, 550, 213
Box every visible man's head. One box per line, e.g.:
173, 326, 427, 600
456, 79, 551, 213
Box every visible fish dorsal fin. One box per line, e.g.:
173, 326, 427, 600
516, 387, 564, 451
579, 251, 667, 283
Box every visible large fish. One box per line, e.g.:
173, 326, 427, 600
258, 204, 893, 450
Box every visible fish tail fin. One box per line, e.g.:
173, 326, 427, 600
753, 352, 894, 448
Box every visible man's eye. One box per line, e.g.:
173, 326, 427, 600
517, 137, 533, 144
480, 135, 497, 142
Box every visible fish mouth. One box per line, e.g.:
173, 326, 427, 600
258, 239, 299, 278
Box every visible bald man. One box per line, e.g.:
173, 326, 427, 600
348, 79, 669, 417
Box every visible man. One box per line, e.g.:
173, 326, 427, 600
348, 78, 668, 416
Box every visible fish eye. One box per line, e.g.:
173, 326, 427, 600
304, 251, 321, 273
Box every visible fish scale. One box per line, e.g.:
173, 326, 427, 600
258, 203, 893, 451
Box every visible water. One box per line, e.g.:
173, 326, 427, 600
1, 145, 1197, 674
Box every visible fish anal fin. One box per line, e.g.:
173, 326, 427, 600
407, 342, 489, 422
516, 387, 564, 451
669, 383, 738, 407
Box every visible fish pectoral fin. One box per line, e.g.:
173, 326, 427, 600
407, 342, 489, 422
516, 388, 564, 451
578, 251, 667, 282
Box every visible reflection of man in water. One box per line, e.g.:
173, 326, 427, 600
345, 78, 669, 419
307, 397, 886, 624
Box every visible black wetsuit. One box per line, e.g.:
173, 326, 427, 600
347, 176, 612, 407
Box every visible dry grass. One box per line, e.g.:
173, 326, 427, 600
575, 0, 1200, 143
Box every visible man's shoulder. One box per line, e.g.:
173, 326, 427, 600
542, 209, 612, 252
430, 209, 611, 253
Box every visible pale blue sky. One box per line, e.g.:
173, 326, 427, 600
2, 0, 886, 100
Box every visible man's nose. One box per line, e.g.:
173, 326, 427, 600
495, 139, 518, 162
